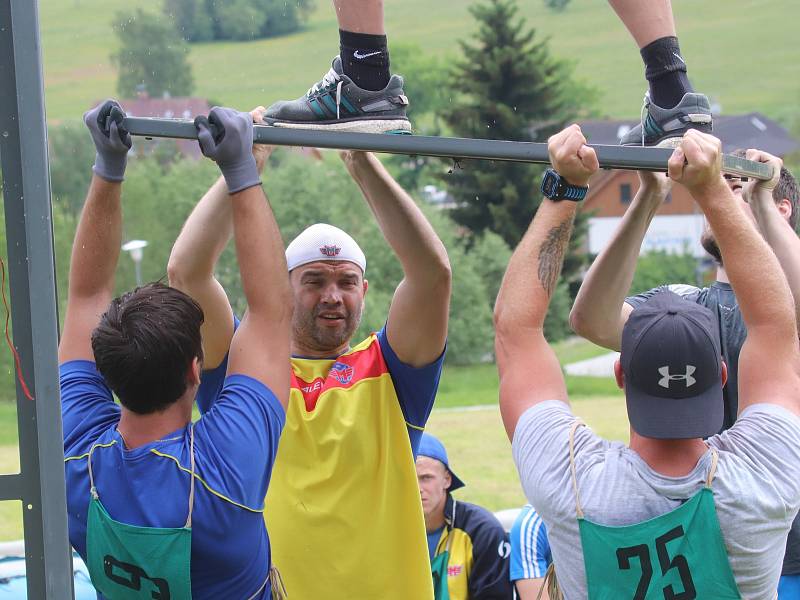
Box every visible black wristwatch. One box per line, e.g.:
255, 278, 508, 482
540, 168, 589, 202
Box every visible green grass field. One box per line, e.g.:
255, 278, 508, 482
41, 0, 800, 123
0, 338, 621, 540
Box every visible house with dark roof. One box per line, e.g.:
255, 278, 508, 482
576, 113, 799, 256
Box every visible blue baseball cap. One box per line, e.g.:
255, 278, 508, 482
417, 433, 465, 491
621, 291, 724, 440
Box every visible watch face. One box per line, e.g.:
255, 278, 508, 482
542, 172, 559, 197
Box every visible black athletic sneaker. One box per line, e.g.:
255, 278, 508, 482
264, 57, 411, 134
620, 92, 712, 147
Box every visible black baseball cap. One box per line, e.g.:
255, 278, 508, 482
621, 291, 724, 439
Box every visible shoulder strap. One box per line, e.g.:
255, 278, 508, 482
705, 447, 719, 489
185, 423, 196, 528
537, 563, 564, 600
569, 420, 586, 519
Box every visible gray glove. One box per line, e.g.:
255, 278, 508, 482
83, 100, 132, 182
194, 107, 260, 194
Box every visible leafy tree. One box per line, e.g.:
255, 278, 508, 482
163, 0, 214, 42
261, 0, 315, 37
442, 0, 595, 250
629, 249, 700, 295
164, 0, 315, 42
215, 0, 265, 41
111, 9, 195, 98
49, 122, 96, 217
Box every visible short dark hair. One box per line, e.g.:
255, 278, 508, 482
731, 149, 799, 229
91, 283, 204, 414
776, 166, 800, 230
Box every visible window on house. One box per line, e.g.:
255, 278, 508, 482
620, 183, 632, 204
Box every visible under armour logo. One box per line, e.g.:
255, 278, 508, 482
658, 365, 696, 389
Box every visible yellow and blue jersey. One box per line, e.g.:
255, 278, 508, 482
62, 360, 284, 599
198, 322, 444, 599
432, 495, 513, 600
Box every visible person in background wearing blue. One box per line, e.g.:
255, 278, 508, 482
60, 101, 291, 599
417, 432, 513, 600
509, 505, 552, 599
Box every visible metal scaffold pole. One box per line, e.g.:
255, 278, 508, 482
0, 0, 73, 597
123, 117, 775, 181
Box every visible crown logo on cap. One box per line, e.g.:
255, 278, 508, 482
319, 244, 342, 257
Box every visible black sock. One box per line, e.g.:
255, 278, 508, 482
339, 29, 391, 91
640, 36, 693, 109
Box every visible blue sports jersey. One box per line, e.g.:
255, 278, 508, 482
62, 360, 284, 600
509, 504, 552, 581
780, 574, 800, 599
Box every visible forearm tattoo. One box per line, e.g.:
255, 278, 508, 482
537, 219, 574, 297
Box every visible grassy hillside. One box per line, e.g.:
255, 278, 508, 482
41, 0, 800, 123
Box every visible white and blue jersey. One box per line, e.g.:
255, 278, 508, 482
509, 504, 552, 581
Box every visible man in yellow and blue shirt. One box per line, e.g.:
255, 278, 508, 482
169, 135, 451, 599
417, 433, 513, 600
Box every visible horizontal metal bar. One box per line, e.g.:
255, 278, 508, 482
0, 473, 23, 501
122, 117, 774, 180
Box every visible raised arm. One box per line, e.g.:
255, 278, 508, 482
570, 172, 672, 350
195, 108, 292, 408
59, 101, 131, 363
167, 108, 271, 370
339, 151, 450, 366
744, 151, 800, 328
495, 125, 599, 439
668, 132, 800, 416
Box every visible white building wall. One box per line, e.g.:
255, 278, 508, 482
588, 215, 707, 257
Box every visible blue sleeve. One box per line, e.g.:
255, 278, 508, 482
509, 505, 551, 581
60, 361, 120, 457
193, 374, 285, 508
377, 325, 445, 455
196, 314, 240, 414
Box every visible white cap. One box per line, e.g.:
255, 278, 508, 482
285, 223, 366, 273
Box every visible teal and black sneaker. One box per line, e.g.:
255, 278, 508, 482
620, 92, 712, 147
264, 57, 411, 134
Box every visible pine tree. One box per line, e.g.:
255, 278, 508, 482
442, 0, 593, 250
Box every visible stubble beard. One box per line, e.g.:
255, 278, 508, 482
292, 303, 364, 355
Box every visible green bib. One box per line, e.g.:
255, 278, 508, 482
86, 496, 192, 600
85, 428, 196, 600
431, 550, 451, 600
567, 422, 741, 600
579, 487, 740, 600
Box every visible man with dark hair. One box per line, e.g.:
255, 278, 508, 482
570, 151, 800, 595
496, 125, 800, 597
167, 116, 451, 598
416, 433, 512, 600
61, 101, 291, 599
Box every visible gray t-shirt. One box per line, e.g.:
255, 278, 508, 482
628, 283, 800, 575
513, 401, 800, 599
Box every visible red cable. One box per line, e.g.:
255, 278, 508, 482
0, 256, 34, 400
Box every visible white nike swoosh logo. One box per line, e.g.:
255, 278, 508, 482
672, 52, 685, 64
353, 50, 382, 60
